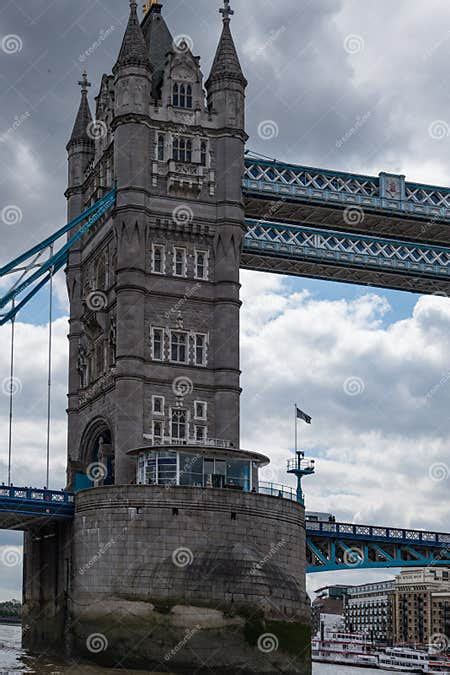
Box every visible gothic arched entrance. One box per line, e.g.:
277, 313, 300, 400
73, 419, 115, 491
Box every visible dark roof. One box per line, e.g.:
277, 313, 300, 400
206, 19, 247, 88
114, 1, 152, 73
68, 92, 94, 147
142, 4, 173, 98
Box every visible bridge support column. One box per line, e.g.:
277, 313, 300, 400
22, 522, 72, 652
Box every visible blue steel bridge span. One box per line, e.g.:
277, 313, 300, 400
1, 486, 449, 575
242, 157, 450, 295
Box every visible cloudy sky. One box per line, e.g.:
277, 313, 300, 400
1, 0, 450, 601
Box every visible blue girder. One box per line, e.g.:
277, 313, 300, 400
306, 520, 450, 573
243, 218, 450, 281
0, 486, 74, 530
0, 189, 116, 325
243, 157, 450, 222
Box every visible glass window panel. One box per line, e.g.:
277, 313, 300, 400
226, 460, 250, 490
179, 453, 203, 487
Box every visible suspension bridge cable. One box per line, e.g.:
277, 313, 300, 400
7, 302, 15, 486
46, 246, 54, 488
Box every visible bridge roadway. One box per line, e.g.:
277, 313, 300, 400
242, 158, 450, 295
1, 486, 449, 574
0, 486, 74, 530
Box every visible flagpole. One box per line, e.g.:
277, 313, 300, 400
294, 403, 297, 453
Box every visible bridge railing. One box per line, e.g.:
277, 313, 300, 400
243, 158, 450, 220
306, 520, 450, 545
258, 481, 296, 501
0, 486, 74, 504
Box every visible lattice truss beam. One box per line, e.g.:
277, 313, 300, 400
306, 523, 450, 573
243, 158, 450, 220
243, 219, 450, 283
0, 189, 116, 325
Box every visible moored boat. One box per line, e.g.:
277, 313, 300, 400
378, 646, 429, 672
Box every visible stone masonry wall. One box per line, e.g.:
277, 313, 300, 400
70, 485, 311, 672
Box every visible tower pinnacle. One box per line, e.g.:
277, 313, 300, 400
113, 0, 152, 72
68, 72, 94, 148
78, 71, 91, 95
220, 0, 234, 23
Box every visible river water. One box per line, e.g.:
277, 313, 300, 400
0, 624, 409, 674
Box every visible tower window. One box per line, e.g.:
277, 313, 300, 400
173, 137, 192, 163
194, 401, 207, 420
194, 333, 207, 366
195, 425, 206, 442
200, 141, 207, 167
195, 250, 208, 280
173, 83, 193, 109
171, 409, 187, 440
171, 331, 188, 363
152, 328, 164, 361
153, 420, 164, 442
152, 244, 165, 274
173, 247, 187, 277
157, 134, 165, 161
152, 395, 165, 415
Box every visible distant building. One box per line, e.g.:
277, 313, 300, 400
312, 585, 351, 636
344, 580, 395, 644
394, 568, 450, 647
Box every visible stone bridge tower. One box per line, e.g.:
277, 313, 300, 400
24, 2, 313, 672
65, 0, 246, 489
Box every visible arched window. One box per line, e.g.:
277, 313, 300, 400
173, 83, 179, 107
179, 84, 186, 108
173, 136, 192, 162
157, 134, 165, 161
200, 141, 207, 167
186, 85, 193, 108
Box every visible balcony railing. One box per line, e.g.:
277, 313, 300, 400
258, 481, 297, 501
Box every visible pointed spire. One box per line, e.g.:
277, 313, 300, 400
68, 71, 94, 148
206, 1, 247, 87
113, 0, 152, 74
